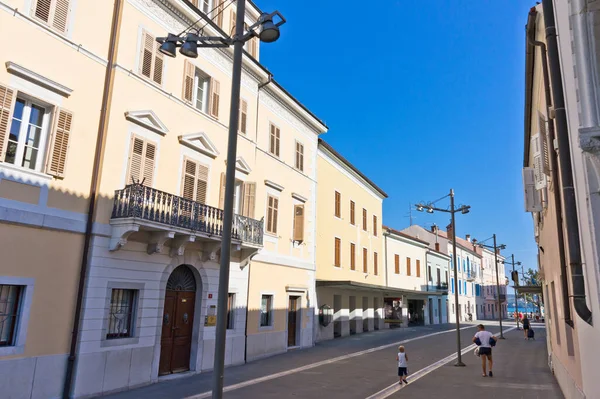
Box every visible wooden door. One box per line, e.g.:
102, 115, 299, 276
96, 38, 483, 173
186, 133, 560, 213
159, 290, 196, 375
287, 296, 298, 347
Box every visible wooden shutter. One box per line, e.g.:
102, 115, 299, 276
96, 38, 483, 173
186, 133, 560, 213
182, 159, 197, 200
250, 37, 258, 58
350, 201, 355, 225
269, 124, 276, 154
267, 195, 278, 234
196, 163, 208, 203
143, 142, 155, 185
241, 182, 256, 218
52, 0, 70, 33
363, 248, 368, 273
394, 254, 400, 274
538, 112, 551, 174
218, 172, 226, 208
275, 127, 280, 156
334, 238, 340, 266
216, 0, 224, 28
210, 79, 220, 118
293, 204, 304, 242
33, 0, 52, 23
240, 99, 248, 134
407, 257, 411, 276
230, 10, 236, 36
153, 42, 164, 85
334, 191, 341, 217
374, 252, 378, 275
350, 243, 355, 270
362, 209, 367, 230
0, 85, 16, 162
45, 108, 73, 178
416, 259, 421, 278
126, 135, 155, 186
182, 60, 195, 103
373, 215, 378, 236
140, 30, 154, 79
295, 142, 304, 171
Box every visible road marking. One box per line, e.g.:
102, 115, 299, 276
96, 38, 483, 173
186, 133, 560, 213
183, 325, 478, 399
365, 326, 518, 399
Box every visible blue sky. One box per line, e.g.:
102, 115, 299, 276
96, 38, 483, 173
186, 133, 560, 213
255, 0, 537, 283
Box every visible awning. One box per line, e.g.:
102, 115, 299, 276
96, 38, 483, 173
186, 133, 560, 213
316, 280, 446, 297
513, 285, 543, 294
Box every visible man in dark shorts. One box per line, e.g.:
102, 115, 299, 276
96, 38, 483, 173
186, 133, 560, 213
473, 324, 497, 377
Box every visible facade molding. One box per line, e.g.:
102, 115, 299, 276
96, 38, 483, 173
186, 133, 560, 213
179, 132, 220, 158
5, 61, 73, 97
125, 110, 169, 136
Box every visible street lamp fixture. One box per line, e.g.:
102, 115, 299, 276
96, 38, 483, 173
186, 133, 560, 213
416, 189, 470, 367
158, 4, 285, 399
477, 234, 506, 339
502, 256, 523, 329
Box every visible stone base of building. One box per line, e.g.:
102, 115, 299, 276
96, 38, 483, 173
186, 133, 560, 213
0, 354, 67, 399
550, 352, 585, 399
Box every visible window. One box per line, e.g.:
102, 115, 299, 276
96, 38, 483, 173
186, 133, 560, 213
181, 158, 208, 203
394, 254, 400, 274
416, 259, 421, 278
428, 265, 432, 282
334, 238, 341, 267
0, 285, 22, 347
459, 280, 462, 294
194, 69, 210, 112
451, 278, 454, 294
362, 209, 367, 231
363, 248, 368, 273
445, 271, 448, 285
32, 0, 71, 33
374, 252, 378, 275
373, 215, 378, 236
334, 191, 341, 217
269, 124, 280, 156
6, 98, 48, 171
452, 303, 455, 314
406, 257, 411, 276
266, 195, 279, 234
350, 201, 355, 225
293, 205, 304, 243
126, 135, 156, 186
139, 30, 164, 85
239, 99, 248, 134
227, 293, 235, 330
295, 141, 304, 171
214, 0, 224, 28
107, 289, 136, 339
260, 295, 273, 327
350, 243, 356, 270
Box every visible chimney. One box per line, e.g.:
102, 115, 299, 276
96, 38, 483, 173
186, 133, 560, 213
466, 234, 471, 242
435, 242, 440, 251
446, 222, 453, 239
431, 224, 438, 234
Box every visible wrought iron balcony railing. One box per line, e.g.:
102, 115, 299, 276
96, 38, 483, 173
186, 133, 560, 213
111, 184, 263, 246
435, 282, 449, 290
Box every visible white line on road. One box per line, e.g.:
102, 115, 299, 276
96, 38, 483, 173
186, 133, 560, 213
365, 326, 518, 399
183, 325, 478, 399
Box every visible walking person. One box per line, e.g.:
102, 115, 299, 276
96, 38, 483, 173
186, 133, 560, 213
522, 316, 530, 340
396, 345, 409, 385
473, 324, 497, 377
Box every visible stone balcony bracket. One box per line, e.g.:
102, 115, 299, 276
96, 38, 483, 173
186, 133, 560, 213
109, 222, 140, 251
170, 234, 197, 257
147, 231, 176, 255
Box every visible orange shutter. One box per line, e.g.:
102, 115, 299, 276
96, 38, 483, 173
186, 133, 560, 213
350, 243, 356, 270
395, 254, 400, 274
362, 209, 367, 230
242, 182, 256, 218
182, 60, 195, 103
230, 10, 236, 36
250, 37, 258, 58
374, 252, 378, 275
52, 0, 70, 33
240, 99, 248, 134
33, 0, 52, 23
0, 85, 16, 162
293, 205, 304, 242
373, 215, 378, 236
350, 201, 355, 225
182, 158, 197, 200
218, 172, 226, 208
416, 259, 421, 277
363, 248, 368, 273
153, 41, 164, 85
334, 238, 340, 266
46, 108, 73, 178
407, 257, 411, 276
267, 196, 279, 234
216, 0, 224, 28
210, 79, 220, 118
334, 191, 341, 217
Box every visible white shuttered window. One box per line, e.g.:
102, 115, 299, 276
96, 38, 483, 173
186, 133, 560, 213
126, 135, 156, 186
32, 0, 71, 34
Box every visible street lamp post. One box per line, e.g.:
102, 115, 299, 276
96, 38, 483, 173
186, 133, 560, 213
502, 255, 521, 329
477, 234, 506, 339
157, 5, 285, 398
416, 189, 470, 367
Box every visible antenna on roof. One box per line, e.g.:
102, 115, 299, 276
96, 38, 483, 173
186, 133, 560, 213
405, 202, 416, 226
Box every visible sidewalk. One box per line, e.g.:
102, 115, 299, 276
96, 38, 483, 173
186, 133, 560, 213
390, 323, 563, 398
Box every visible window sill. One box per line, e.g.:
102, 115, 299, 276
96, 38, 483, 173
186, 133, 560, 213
0, 163, 53, 186
0, 345, 24, 357
101, 336, 140, 347
258, 325, 275, 332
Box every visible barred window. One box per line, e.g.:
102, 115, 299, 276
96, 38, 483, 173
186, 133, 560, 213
107, 289, 136, 339
0, 285, 22, 347
260, 295, 273, 327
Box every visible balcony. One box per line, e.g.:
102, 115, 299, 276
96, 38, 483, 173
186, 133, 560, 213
109, 184, 263, 255
465, 269, 477, 281
436, 282, 449, 291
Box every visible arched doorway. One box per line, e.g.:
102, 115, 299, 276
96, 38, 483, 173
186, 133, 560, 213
159, 265, 197, 375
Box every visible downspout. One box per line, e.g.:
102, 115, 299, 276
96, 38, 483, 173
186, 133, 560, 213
243, 252, 259, 363
62, 1, 124, 397
255, 73, 272, 145
527, 7, 573, 327
542, 0, 593, 325
384, 230, 389, 288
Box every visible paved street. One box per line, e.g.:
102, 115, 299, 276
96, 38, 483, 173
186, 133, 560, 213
100, 321, 562, 399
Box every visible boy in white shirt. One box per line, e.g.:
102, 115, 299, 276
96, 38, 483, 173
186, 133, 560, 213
473, 324, 496, 377
396, 345, 408, 385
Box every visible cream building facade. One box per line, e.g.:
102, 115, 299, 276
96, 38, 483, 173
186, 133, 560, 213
0, 0, 327, 398
315, 139, 387, 340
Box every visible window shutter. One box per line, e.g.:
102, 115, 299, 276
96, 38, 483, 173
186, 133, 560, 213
240, 99, 248, 134
142, 142, 155, 186
531, 134, 547, 189
269, 124, 275, 154
350, 243, 355, 270
210, 79, 220, 118
230, 10, 236, 36
407, 257, 411, 276
363, 248, 368, 273
196, 163, 208, 203
538, 112, 551, 175
241, 182, 256, 218
350, 201, 355, 225
293, 204, 304, 242
126, 136, 144, 184
218, 172, 226, 209
334, 191, 341, 217
153, 42, 164, 85
182, 60, 195, 103
52, 0, 70, 33
394, 254, 399, 274
182, 158, 197, 200
216, 0, 224, 28
374, 252, 378, 275
523, 167, 542, 212
362, 209, 367, 230
272, 197, 278, 233
334, 238, 340, 266
46, 108, 73, 178
250, 37, 258, 58
275, 127, 280, 156
33, 0, 52, 23
140, 30, 154, 79
0, 85, 16, 162
416, 259, 421, 278
373, 215, 377, 236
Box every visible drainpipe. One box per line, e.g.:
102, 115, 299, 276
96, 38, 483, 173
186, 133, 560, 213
62, 1, 124, 397
243, 252, 259, 363
527, 7, 573, 327
542, 0, 592, 325
384, 230, 389, 288
255, 73, 272, 146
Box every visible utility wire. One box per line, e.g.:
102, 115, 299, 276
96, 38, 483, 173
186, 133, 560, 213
177, 0, 235, 37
